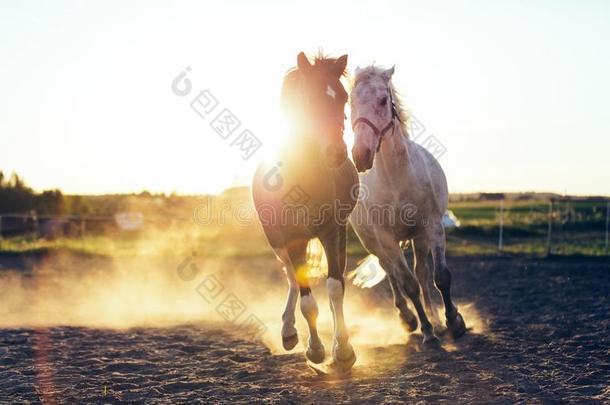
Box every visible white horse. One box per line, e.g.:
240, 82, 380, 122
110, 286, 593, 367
349, 65, 466, 345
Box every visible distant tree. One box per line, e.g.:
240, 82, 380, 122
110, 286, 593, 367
64, 195, 93, 215
0, 169, 65, 215
8, 172, 29, 189
36, 190, 65, 215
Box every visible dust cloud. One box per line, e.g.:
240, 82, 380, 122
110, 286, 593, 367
0, 252, 488, 363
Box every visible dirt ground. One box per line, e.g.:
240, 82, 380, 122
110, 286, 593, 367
0, 253, 609, 404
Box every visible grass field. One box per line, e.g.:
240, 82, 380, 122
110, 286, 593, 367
1, 196, 607, 259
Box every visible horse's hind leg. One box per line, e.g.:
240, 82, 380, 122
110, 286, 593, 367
273, 245, 300, 350
382, 258, 439, 346
378, 241, 439, 346
412, 236, 442, 328
286, 239, 325, 363
431, 225, 466, 338
386, 273, 418, 332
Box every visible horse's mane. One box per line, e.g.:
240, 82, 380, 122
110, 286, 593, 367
352, 65, 410, 139
309, 52, 349, 77
294, 50, 349, 77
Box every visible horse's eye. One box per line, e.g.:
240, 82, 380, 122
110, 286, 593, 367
379, 96, 388, 106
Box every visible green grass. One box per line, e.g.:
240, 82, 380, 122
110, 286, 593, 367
1, 199, 608, 259
0, 228, 275, 259
2, 233, 606, 259
451, 199, 608, 229
0, 235, 147, 257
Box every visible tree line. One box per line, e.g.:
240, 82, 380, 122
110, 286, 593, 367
0, 170, 202, 217
0, 171, 64, 215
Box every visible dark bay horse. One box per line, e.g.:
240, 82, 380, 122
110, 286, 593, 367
252, 52, 359, 370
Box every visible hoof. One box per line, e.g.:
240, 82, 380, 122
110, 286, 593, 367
331, 344, 356, 372
305, 344, 325, 364
447, 312, 466, 339
330, 352, 356, 373
422, 334, 441, 349
282, 333, 299, 350
399, 313, 418, 332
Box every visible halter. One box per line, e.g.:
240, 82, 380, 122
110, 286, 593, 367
352, 89, 401, 152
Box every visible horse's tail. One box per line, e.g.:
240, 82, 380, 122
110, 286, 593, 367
306, 238, 328, 279
401, 240, 416, 272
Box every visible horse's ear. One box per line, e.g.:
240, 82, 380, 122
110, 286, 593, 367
332, 54, 348, 77
297, 52, 312, 73
382, 65, 395, 82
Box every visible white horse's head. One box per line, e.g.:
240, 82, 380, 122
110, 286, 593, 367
350, 65, 402, 172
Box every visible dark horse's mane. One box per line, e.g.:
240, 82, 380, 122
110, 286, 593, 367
280, 53, 348, 129
285, 52, 349, 79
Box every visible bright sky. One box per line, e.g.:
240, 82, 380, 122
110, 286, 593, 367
1, 0, 609, 195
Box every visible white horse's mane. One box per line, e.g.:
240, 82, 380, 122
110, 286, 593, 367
351, 65, 410, 139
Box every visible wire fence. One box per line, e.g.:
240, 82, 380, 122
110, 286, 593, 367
449, 198, 610, 256
0, 212, 191, 240
1, 198, 609, 257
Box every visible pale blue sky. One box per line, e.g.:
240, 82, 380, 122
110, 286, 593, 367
1, 0, 609, 195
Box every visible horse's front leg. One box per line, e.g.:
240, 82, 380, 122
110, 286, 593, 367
299, 284, 325, 363
277, 241, 325, 361
320, 225, 356, 370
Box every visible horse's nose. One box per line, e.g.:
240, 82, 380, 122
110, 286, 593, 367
353, 146, 373, 172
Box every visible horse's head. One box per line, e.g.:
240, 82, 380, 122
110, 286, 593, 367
350, 65, 399, 172
281, 52, 349, 168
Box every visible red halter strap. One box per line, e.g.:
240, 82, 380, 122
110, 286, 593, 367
352, 89, 401, 152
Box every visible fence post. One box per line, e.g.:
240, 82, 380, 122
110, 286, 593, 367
546, 199, 553, 256
31, 211, 39, 239
80, 217, 86, 239
498, 199, 504, 251
600, 200, 610, 254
